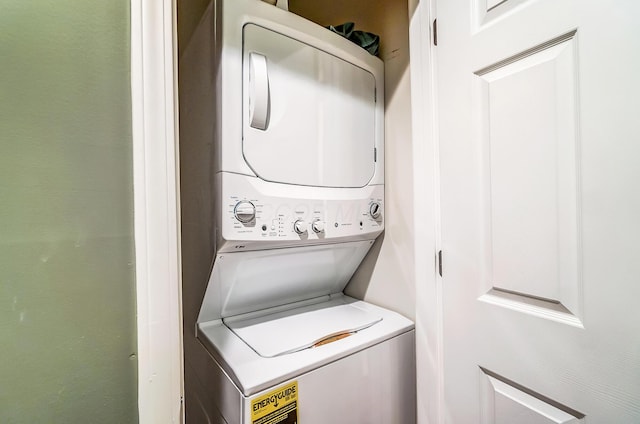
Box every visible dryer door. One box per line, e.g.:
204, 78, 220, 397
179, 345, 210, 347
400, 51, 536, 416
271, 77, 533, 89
243, 24, 377, 188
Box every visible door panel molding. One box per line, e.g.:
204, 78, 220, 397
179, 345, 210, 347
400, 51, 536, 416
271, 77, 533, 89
475, 32, 583, 324
473, 0, 534, 31
480, 367, 585, 424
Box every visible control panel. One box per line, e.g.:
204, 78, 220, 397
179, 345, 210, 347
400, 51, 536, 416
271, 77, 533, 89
218, 173, 384, 249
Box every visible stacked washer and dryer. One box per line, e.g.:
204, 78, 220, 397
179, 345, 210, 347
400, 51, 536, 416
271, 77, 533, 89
180, 0, 416, 422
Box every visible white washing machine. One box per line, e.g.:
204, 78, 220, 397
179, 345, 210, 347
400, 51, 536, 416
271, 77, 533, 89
197, 243, 415, 424
180, 1, 416, 422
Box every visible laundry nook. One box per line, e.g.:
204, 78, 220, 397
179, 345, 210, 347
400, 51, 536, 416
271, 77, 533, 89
179, 0, 415, 422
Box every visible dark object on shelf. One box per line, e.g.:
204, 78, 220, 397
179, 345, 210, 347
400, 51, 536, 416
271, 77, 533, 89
326, 22, 380, 56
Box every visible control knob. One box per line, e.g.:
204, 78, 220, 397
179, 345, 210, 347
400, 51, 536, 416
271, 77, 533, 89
234, 201, 256, 223
312, 220, 325, 234
369, 202, 382, 219
294, 220, 307, 234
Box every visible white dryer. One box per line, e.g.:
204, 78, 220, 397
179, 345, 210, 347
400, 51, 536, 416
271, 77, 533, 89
181, 1, 415, 423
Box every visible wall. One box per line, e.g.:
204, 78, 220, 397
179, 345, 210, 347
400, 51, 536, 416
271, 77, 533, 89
289, 0, 416, 320
0, 2, 137, 422
177, 0, 211, 57
177, 2, 221, 421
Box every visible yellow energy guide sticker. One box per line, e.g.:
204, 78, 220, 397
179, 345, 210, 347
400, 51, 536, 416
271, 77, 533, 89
251, 380, 298, 424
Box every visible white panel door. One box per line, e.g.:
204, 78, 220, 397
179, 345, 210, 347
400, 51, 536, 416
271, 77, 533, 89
437, 0, 640, 422
242, 24, 377, 188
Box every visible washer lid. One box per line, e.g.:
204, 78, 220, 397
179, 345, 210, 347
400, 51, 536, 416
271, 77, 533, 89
224, 299, 382, 358
198, 240, 375, 323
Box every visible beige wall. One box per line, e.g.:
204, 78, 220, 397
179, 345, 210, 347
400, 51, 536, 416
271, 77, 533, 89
178, 0, 212, 56
290, 0, 416, 320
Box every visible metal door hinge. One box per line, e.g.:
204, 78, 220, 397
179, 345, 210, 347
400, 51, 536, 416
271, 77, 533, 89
438, 250, 443, 277
433, 19, 438, 46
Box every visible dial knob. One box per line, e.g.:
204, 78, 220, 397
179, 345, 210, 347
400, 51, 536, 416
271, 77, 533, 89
369, 202, 382, 219
294, 220, 307, 234
234, 201, 256, 223
312, 220, 325, 234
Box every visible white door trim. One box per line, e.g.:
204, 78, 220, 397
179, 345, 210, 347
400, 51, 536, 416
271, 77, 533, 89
131, 0, 184, 422
408, 0, 444, 423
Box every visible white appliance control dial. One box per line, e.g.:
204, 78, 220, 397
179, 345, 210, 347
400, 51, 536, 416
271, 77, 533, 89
312, 220, 325, 233
294, 219, 307, 234
369, 202, 382, 219
234, 201, 256, 223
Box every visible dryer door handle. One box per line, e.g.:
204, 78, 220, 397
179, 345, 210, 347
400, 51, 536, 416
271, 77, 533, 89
249, 53, 270, 131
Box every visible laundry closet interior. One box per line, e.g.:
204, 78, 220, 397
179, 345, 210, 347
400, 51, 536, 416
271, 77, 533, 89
177, 0, 417, 422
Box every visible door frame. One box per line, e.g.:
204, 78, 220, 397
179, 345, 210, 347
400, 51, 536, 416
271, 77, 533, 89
408, 0, 444, 423
131, 0, 184, 422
